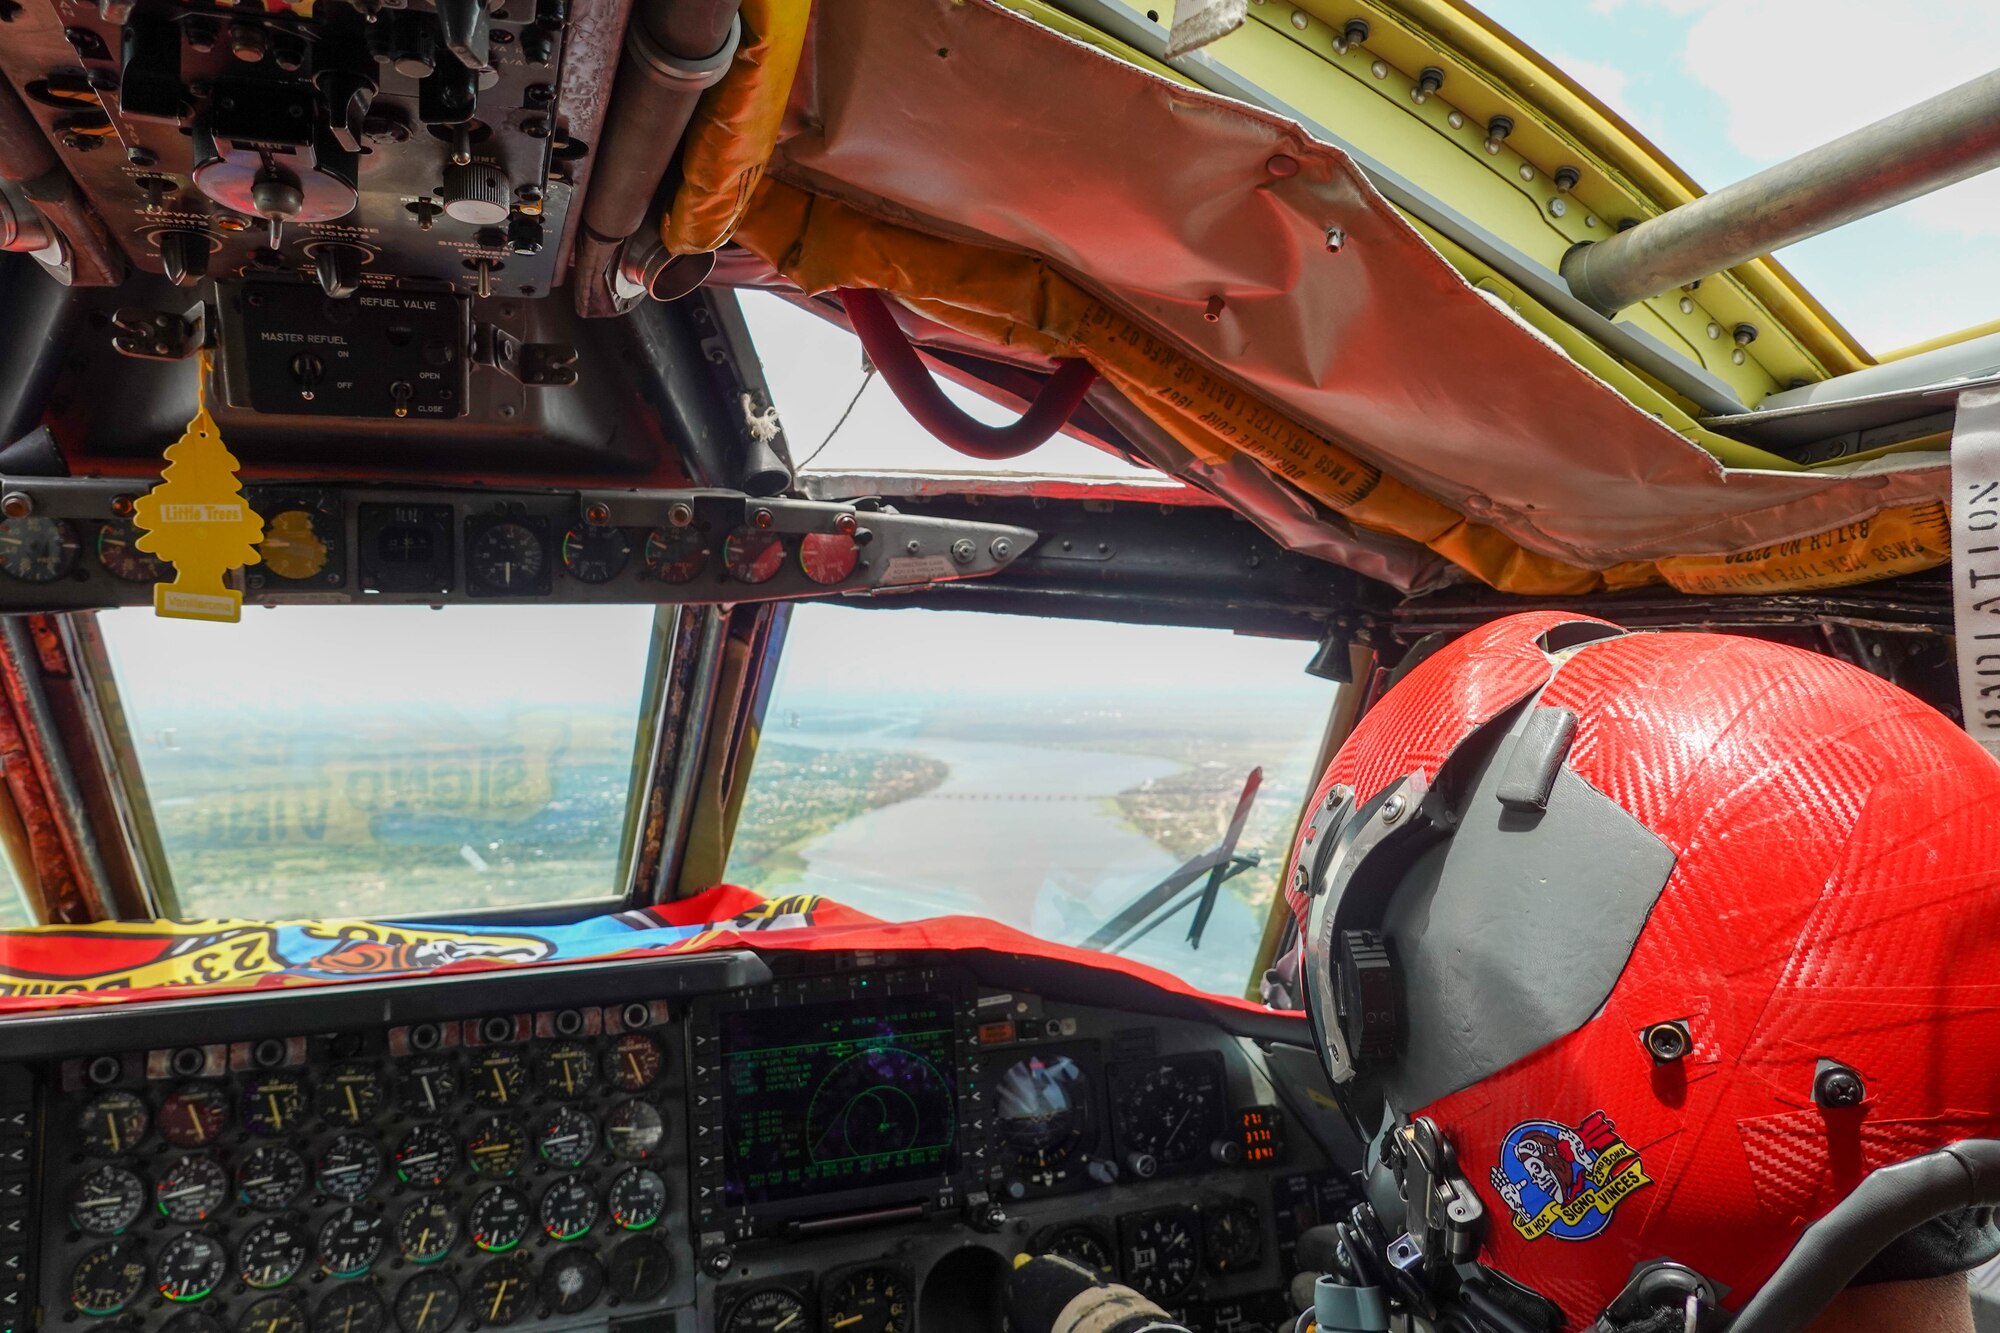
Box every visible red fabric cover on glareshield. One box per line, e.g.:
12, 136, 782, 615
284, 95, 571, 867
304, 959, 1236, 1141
1291, 612, 2000, 1329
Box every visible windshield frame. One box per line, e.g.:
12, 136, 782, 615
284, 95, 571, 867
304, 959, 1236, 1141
71, 603, 680, 923
698, 599, 1352, 999
51, 581, 1347, 1002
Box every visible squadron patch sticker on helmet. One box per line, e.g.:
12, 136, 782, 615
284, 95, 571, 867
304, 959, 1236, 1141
1490, 1112, 1651, 1242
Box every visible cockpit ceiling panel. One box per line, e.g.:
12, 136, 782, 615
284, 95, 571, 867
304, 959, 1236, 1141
742, 0, 1947, 570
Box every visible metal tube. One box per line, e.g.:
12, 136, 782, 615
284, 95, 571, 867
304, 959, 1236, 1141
1561, 67, 2000, 314
574, 0, 740, 315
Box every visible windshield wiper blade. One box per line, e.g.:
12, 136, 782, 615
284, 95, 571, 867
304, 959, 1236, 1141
1082, 767, 1262, 955
1186, 766, 1263, 950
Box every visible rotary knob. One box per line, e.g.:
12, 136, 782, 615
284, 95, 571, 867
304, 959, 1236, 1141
440, 161, 511, 225
314, 243, 366, 298
158, 231, 209, 287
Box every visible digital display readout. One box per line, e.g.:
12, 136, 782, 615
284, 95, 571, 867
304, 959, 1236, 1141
719, 993, 959, 1206
1239, 1106, 1283, 1165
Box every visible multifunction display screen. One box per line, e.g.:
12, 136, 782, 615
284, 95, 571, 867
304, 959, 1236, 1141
719, 993, 959, 1206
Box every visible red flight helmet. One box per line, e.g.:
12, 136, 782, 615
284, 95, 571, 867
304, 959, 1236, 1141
1282, 611, 2000, 1333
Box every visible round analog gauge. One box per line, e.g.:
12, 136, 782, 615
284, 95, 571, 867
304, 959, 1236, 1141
394, 1123, 457, 1187
155, 1154, 228, 1222
822, 1267, 909, 1333
540, 1247, 605, 1316
560, 523, 631, 583
468, 1185, 531, 1252
97, 520, 169, 582
536, 1105, 596, 1168
606, 1032, 662, 1092
466, 1114, 526, 1177
236, 1144, 306, 1210
1203, 1200, 1264, 1273
258, 507, 333, 582
317, 1062, 386, 1126
607, 1167, 666, 1231
241, 1073, 306, 1137
1037, 1225, 1114, 1279
316, 1132, 381, 1201
317, 1204, 385, 1278
393, 1271, 460, 1333
237, 1216, 311, 1289
164, 1312, 227, 1333
69, 1238, 149, 1314
723, 529, 785, 584
312, 1284, 386, 1333
725, 1288, 810, 1333
394, 1197, 457, 1264
607, 1235, 671, 1303
643, 526, 708, 583
997, 1053, 1094, 1184
470, 522, 545, 593
159, 1083, 229, 1148
399, 1057, 458, 1117
536, 1041, 595, 1099
1115, 1060, 1222, 1169
1119, 1209, 1200, 1303
470, 1257, 534, 1327
605, 1099, 664, 1160
155, 1229, 228, 1302
538, 1173, 598, 1241
80, 1090, 149, 1156
469, 1047, 527, 1108
240, 1295, 310, 1333
799, 532, 860, 586
69, 1164, 145, 1235
0, 516, 80, 582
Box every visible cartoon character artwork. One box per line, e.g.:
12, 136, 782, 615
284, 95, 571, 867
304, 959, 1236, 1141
1490, 1111, 1651, 1242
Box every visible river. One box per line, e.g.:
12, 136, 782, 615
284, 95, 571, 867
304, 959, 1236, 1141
774, 723, 1266, 996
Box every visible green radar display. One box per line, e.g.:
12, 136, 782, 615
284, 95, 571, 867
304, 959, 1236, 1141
719, 994, 958, 1206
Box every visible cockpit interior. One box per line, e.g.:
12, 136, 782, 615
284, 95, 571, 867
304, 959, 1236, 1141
0, 0, 1988, 1331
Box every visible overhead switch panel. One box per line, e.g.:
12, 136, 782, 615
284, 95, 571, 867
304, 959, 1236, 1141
0, 0, 583, 298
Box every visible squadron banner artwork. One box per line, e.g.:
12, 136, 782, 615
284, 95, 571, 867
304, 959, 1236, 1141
0, 887, 830, 1008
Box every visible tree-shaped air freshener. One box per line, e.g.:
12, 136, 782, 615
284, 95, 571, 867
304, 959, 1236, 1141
131, 354, 266, 622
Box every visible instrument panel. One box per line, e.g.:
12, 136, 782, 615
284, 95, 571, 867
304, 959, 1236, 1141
0, 476, 1037, 612
5, 951, 1342, 1333
40, 1004, 689, 1333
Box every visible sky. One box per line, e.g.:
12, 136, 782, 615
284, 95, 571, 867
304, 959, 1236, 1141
738, 1, 2000, 479
100, 604, 660, 713
774, 603, 1333, 703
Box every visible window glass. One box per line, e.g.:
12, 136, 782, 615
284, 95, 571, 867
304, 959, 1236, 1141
98, 606, 659, 920
725, 606, 1340, 996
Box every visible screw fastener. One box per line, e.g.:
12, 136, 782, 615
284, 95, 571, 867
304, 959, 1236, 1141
1813, 1062, 1865, 1108
1643, 1021, 1691, 1063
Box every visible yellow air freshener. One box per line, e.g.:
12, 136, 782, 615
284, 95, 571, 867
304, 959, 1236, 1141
132, 358, 265, 622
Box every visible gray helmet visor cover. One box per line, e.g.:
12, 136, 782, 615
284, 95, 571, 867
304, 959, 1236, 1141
1301, 697, 1678, 1115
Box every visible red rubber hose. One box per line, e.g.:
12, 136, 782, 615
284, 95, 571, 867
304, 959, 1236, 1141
838, 287, 1099, 461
